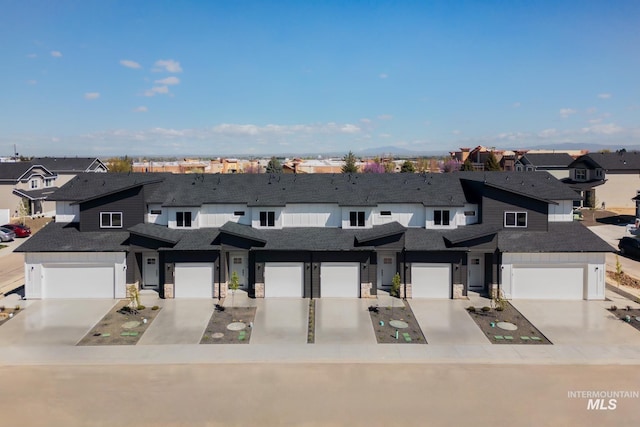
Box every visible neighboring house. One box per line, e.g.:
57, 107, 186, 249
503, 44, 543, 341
566, 152, 640, 209
0, 162, 58, 216
515, 153, 575, 179
17, 172, 611, 301
449, 146, 516, 171
32, 157, 108, 187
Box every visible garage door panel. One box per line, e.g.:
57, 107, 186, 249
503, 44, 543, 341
411, 264, 450, 299
174, 263, 214, 298
43, 265, 114, 299
265, 263, 304, 298
512, 266, 584, 299
321, 263, 359, 298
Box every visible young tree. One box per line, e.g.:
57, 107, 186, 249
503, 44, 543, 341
229, 271, 240, 311
341, 151, 358, 173
108, 156, 132, 173
243, 163, 263, 174
484, 152, 501, 171
443, 159, 462, 172
266, 156, 283, 173
461, 157, 474, 171
362, 161, 386, 173
400, 160, 415, 173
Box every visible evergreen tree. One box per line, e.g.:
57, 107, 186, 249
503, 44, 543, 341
400, 160, 415, 173
460, 158, 474, 171
484, 152, 501, 171
341, 151, 358, 173
266, 156, 283, 173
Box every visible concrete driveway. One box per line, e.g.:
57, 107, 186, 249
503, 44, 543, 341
138, 299, 215, 345
511, 295, 640, 345
0, 298, 117, 346
409, 299, 489, 345
250, 299, 309, 344
314, 299, 376, 345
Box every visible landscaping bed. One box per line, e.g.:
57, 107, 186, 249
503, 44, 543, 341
307, 299, 315, 344
608, 304, 640, 333
0, 305, 22, 326
368, 300, 426, 344
200, 305, 256, 344
607, 270, 640, 290
77, 301, 161, 346
466, 302, 551, 345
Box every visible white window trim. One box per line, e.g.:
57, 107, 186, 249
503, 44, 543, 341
100, 212, 123, 228
30, 179, 39, 189
504, 211, 527, 228
575, 169, 586, 181
259, 211, 276, 227
176, 211, 193, 228
433, 209, 451, 227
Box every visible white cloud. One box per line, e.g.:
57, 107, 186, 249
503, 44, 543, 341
512, 102, 521, 108
580, 122, 623, 135
559, 108, 576, 118
84, 92, 100, 100
143, 86, 169, 97
51, 137, 60, 143
51, 51, 62, 57
120, 59, 141, 69
588, 118, 602, 124
452, 130, 461, 135
154, 76, 180, 85
134, 106, 148, 112
379, 133, 391, 138
360, 118, 371, 123
26, 53, 37, 58
377, 114, 393, 120
598, 93, 612, 99
26, 80, 37, 85
379, 73, 388, 79
153, 59, 182, 73
538, 129, 558, 138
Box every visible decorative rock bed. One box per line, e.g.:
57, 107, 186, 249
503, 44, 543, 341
466, 303, 551, 345
368, 301, 427, 344
77, 302, 162, 346
200, 305, 256, 344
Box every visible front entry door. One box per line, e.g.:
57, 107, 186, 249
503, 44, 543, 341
229, 252, 248, 289
377, 252, 396, 289
143, 254, 159, 289
468, 254, 484, 290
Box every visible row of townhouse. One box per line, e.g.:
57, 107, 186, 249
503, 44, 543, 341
17, 171, 612, 301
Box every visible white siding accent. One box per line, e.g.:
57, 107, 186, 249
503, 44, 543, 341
548, 200, 573, 222
55, 201, 80, 223
146, 203, 168, 225
501, 252, 605, 300
281, 204, 341, 227
425, 207, 465, 229
372, 204, 425, 227
24, 252, 127, 299
200, 204, 251, 227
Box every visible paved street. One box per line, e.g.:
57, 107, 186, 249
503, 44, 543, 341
1, 363, 638, 426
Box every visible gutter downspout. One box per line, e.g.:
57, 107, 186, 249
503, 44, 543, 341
402, 247, 407, 300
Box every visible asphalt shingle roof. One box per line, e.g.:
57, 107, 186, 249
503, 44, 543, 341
15, 222, 129, 252
12, 187, 60, 200
519, 153, 575, 168
458, 171, 581, 201
49, 173, 167, 202
31, 157, 105, 172
128, 223, 184, 244
571, 152, 640, 171
354, 222, 406, 244
497, 221, 613, 253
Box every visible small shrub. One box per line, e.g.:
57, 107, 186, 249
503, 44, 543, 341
391, 273, 401, 297
481, 306, 491, 312
137, 305, 146, 310
626, 305, 632, 311
14, 305, 20, 311
151, 305, 159, 311
495, 306, 504, 312
0, 306, 4, 312
610, 305, 618, 311
466, 306, 476, 312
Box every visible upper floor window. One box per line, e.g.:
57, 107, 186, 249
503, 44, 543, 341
434, 209, 450, 226
575, 169, 587, 181
176, 211, 192, 227
260, 211, 275, 227
515, 164, 523, 172
350, 211, 366, 227
234, 211, 245, 216
150, 209, 162, 215
44, 178, 54, 187
595, 169, 603, 178
30, 179, 39, 189
380, 211, 392, 216
504, 212, 527, 228
100, 212, 122, 228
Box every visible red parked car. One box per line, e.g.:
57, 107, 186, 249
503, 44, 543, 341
1, 223, 31, 238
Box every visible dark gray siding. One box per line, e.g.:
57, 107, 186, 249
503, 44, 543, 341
79, 186, 145, 232
481, 186, 548, 231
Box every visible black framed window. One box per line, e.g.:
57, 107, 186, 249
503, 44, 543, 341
260, 211, 275, 227
349, 211, 366, 227
176, 211, 192, 227
100, 212, 123, 228
504, 212, 527, 228
434, 210, 450, 226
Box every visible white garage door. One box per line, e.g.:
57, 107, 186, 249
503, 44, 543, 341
174, 263, 214, 298
264, 263, 304, 297
411, 264, 450, 298
512, 266, 584, 299
43, 264, 114, 298
321, 263, 360, 298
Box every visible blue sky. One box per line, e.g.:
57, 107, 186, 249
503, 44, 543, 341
1, 0, 639, 157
